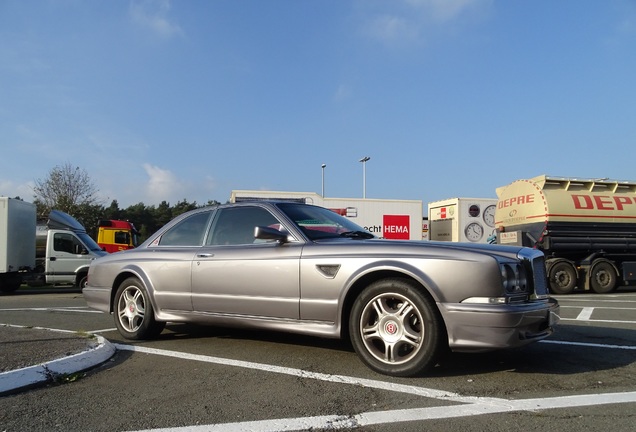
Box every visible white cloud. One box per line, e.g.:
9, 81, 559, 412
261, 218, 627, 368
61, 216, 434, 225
361, 0, 491, 46
143, 163, 185, 204
0, 179, 35, 201
129, 0, 183, 38
334, 84, 353, 102
365, 15, 420, 44
405, 0, 485, 22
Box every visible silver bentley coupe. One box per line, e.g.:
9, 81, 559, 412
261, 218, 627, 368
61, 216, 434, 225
83, 201, 559, 377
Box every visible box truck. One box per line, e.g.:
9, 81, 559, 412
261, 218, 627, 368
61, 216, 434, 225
495, 175, 636, 294
230, 190, 424, 240
428, 198, 497, 244
0, 197, 107, 293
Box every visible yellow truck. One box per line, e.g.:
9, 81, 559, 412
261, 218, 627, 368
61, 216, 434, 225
495, 175, 636, 294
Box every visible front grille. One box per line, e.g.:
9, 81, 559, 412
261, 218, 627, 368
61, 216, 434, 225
518, 248, 549, 298
532, 255, 549, 297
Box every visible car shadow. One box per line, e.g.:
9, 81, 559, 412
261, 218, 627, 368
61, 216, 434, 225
146, 322, 636, 378
158, 322, 355, 352
430, 324, 636, 378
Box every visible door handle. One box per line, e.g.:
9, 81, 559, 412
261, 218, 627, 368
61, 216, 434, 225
197, 253, 214, 258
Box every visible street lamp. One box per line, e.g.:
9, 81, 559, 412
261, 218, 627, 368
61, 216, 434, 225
359, 156, 370, 199
321, 164, 326, 197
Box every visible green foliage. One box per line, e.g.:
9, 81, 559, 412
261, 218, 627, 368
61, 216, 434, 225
32, 163, 223, 243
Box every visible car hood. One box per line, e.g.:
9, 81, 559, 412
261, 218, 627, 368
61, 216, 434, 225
313, 237, 529, 260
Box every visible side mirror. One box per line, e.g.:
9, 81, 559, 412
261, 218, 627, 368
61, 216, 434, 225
254, 226, 289, 244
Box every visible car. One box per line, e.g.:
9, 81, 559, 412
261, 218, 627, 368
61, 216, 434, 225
83, 201, 559, 377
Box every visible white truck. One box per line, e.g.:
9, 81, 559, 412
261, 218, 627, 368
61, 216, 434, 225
230, 190, 424, 240
0, 197, 107, 293
428, 198, 498, 244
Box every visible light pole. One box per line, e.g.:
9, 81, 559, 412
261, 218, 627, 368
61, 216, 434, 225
321, 164, 326, 197
359, 156, 370, 199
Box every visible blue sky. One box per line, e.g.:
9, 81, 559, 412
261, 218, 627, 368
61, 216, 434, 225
2, 0, 636, 208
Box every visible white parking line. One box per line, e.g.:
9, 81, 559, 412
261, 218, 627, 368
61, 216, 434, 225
5, 306, 636, 430
577, 307, 594, 320
134, 391, 636, 432
120, 343, 636, 432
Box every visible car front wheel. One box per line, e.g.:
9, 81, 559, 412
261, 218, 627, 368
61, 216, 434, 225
114, 277, 165, 340
349, 278, 446, 377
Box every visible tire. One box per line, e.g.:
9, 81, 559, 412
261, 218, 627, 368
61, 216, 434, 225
349, 278, 446, 377
548, 260, 577, 294
590, 261, 618, 294
0, 273, 22, 294
114, 277, 165, 340
77, 274, 88, 290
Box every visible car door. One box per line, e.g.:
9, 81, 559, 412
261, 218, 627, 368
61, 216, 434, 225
191, 205, 302, 319
147, 210, 214, 312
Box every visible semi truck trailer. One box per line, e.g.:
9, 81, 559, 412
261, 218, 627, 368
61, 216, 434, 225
0, 197, 107, 293
495, 175, 636, 294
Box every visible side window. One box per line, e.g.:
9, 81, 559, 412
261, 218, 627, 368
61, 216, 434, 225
159, 212, 212, 246
53, 233, 83, 254
114, 231, 129, 245
208, 206, 280, 245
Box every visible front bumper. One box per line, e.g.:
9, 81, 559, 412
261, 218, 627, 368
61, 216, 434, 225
439, 298, 560, 352
82, 285, 112, 314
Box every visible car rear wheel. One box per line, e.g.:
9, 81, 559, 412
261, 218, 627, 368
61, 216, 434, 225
114, 277, 165, 340
349, 278, 446, 377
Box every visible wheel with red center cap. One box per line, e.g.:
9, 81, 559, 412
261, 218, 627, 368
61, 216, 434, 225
114, 277, 165, 340
349, 277, 446, 377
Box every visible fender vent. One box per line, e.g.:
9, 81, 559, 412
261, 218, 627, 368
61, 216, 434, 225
316, 264, 340, 278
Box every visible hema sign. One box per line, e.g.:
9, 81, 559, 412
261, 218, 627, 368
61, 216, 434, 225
383, 215, 410, 240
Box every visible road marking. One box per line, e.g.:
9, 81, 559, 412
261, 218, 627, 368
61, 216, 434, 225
560, 317, 636, 324
541, 339, 636, 350
132, 391, 636, 432
114, 344, 487, 403
116, 342, 636, 432
576, 307, 594, 320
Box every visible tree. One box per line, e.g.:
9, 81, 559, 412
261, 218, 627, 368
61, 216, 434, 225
33, 163, 101, 218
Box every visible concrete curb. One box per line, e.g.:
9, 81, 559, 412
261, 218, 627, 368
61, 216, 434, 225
0, 331, 116, 395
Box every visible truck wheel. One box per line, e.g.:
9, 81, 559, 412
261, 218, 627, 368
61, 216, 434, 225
349, 278, 446, 377
0, 274, 22, 293
77, 275, 88, 289
114, 277, 165, 340
548, 261, 577, 294
590, 261, 617, 294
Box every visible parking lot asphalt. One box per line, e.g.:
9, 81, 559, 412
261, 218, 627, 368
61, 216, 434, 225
0, 324, 115, 395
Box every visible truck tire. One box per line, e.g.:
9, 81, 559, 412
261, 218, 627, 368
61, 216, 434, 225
349, 278, 446, 377
548, 260, 577, 294
0, 273, 22, 293
590, 261, 618, 294
114, 277, 165, 340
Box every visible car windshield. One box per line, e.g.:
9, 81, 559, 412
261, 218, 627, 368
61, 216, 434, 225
276, 202, 375, 240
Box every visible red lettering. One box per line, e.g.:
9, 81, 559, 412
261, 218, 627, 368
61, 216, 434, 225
594, 195, 614, 210
614, 196, 633, 210
498, 194, 534, 208
572, 195, 594, 209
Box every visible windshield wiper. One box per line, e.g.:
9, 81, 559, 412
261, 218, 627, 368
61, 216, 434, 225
339, 231, 375, 239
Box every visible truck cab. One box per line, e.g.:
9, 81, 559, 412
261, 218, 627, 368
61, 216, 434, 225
97, 219, 139, 252
31, 210, 107, 288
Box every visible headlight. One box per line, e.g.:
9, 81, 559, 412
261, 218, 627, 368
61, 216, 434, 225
500, 262, 529, 295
